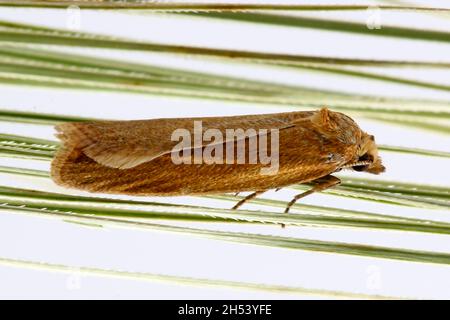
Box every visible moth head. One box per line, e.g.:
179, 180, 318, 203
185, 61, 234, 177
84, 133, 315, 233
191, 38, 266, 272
352, 132, 385, 174
311, 108, 385, 174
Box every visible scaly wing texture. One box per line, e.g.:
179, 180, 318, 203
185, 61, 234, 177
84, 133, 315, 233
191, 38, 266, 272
53, 111, 314, 169
51, 109, 359, 195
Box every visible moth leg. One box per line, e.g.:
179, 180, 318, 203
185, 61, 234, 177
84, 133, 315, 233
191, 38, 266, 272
284, 175, 341, 213
234, 192, 240, 197
232, 190, 265, 210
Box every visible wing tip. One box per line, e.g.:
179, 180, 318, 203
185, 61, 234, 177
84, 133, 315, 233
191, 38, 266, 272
55, 122, 98, 149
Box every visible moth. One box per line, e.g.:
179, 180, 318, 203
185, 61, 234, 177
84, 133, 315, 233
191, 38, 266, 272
51, 108, 385, 213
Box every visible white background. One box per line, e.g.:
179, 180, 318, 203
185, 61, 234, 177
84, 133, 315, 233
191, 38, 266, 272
0, 0, 449, 299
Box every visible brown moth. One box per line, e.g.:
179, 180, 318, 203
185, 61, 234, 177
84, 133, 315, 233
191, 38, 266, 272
51, 108, 385, 213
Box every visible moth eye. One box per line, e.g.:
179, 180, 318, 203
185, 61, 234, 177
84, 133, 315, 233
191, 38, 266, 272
369, 135, 375, 141
326, 153, 335, 162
